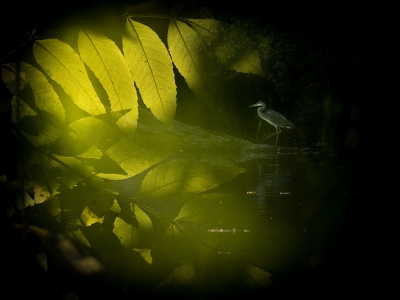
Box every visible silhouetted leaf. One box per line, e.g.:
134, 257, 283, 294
44, 196, 61, 217
188, 19, 263, 76
96, 154, 128, 174
52, 154, 93, 188
51, 132, 90, 156
10, 96, 37, 124
4, 179, 35, 214
17, 115, 61, 148
99, 248, 162, 288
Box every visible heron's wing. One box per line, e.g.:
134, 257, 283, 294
265, 110, 295, 128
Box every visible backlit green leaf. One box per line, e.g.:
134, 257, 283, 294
133, 248, 152, 265
77, 145, 103, 159
79, 28, 138, 135
167, 19, 215, 110
113, 204, 153, 248
33, 39, 105, 116
124, 19, 177, 122
2, 62, 66, 123
80, 206, 104, 226
110, 199, 121, 214
138, 160, 246, 198
96, 136, 172, 180
69, 116, 110, 145
3, 64, 62, 148
174, 193, 230, 223
73, 229, 92, 247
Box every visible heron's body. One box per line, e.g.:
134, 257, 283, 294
250, 101, 295, 144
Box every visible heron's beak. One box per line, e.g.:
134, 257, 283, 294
249, 104, 257, 107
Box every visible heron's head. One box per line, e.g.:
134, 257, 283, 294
249, 101, 265, 108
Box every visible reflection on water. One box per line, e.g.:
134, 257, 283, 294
166, 144, 360, 298
16, 143, 360, 299
188, 144, 359, 298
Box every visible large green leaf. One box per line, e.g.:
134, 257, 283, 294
188, 19, 263, 76
173, 193, 235, 224
124, 19, 177, 122
96, 135, 173, 180
138, 159, 246, 198
167, 19, 215, 110
2, 62, 66, 123
33, 39, 105, 116
78, 28, 138, 135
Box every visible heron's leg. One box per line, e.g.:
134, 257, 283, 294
264, 125, 277, 141
264, 133, 276, 141
274, 126, 279, 145
264, 126, 282, 145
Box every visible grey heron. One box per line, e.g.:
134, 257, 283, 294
249, 101, 295, 145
